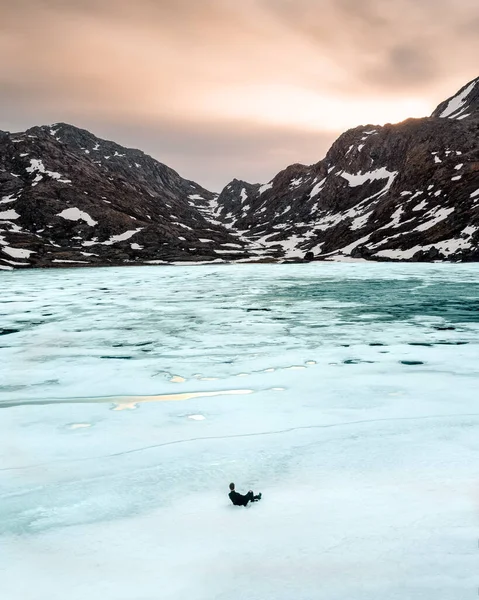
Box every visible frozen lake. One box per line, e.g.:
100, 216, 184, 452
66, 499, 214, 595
1, 263, 478, 599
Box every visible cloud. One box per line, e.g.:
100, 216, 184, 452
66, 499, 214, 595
0, 0, 477, 189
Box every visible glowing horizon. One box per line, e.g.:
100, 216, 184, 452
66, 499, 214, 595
1, 0, 477, 189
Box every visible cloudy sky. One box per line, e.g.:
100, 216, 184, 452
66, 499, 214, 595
1, 0, 478, 190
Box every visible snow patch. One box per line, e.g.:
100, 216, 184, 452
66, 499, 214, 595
0, 209, 20, 220
259, 182, 273, 194
439, 80, 476, 118
340, 167, 397, 191
309, 178, 326, 198
57, 208, 97, 227
414, 207, 455, 232
26, 159, 71, 184
2, 246, 35, 259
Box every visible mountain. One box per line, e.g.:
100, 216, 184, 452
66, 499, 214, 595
207, 76, 479, 263
1, 77, 478, 270
0, 124, 252, 269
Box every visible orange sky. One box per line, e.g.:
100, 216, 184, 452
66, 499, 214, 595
1, 0, 478, 189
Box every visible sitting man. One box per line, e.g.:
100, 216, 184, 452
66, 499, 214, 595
228, 482, 262, 507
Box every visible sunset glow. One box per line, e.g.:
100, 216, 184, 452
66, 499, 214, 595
1, 0, 477, 188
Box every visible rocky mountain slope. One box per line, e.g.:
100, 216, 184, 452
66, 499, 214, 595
207, 76, 479, 262
1, 77, 478, 269
0, 124, 251, 269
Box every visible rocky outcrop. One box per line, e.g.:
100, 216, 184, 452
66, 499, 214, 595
1, 77, 478, 269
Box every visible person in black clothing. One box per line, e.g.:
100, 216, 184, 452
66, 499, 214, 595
228, 482, 262, 506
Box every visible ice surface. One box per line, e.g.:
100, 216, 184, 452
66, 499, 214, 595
1, 264, 478, 600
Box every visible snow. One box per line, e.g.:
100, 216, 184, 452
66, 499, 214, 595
309, 177, 326, 198
276, 235, 306, 258
1, 195, 18, 205
0, 209, 20, 220
357, 143, 364, 152
470, 189, 479, 199
412, 199, 428, 212
338, 233, 372, 255
451, 175, 462, 181
454, 163, 463, 170
259, 182, 273, 194
1, 265, 478, 600
25, 158, 71, 184
57, 208, 97, 227
414, 207, 455, 232
188, 194, 204, 200
376, 236, 473, 259
439, 80, 476, 118
52, 260, 89, 264
340, 167, 398, 191
289, 177, 303, 188
199, 238, 213, 243
434, 155, 442, 163
350, 210, 373, 230
103, 228, 143, 245
240, 188, 248, 202
1, 246, 35, 259
386, 207, 405, 229
131, 243, 143, 250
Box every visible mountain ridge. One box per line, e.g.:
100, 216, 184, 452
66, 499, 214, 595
1, 77, 478, 269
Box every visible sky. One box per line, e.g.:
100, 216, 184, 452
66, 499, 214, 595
1, 0, 478, 191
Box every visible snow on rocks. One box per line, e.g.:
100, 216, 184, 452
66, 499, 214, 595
103, 228, 143, 246
26, 159, 71, 185
414, 207, 455, 232
0, 195, 17, 205
0, 209, 20, 220
259, 182, 273, 194
339, 167, 398, 191
439, 80, 476, 119
1, 247, 35, 259
57, 207, 97, 227
309, 177, 327, 199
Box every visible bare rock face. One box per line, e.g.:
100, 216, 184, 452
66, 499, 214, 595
1, 77, 478, 269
